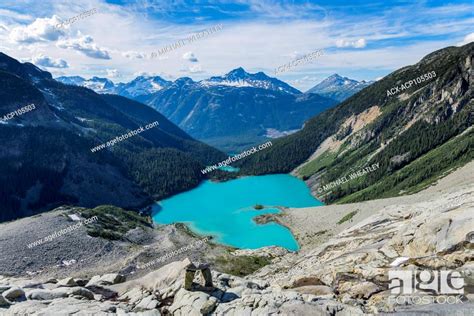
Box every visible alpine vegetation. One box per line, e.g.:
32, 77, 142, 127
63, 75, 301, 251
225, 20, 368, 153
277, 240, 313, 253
0, 103, 36, 123
26, 216, 98, 249
150, 24, 223, 58
90, 121, 159, 153
201, 141, 272, 174
55, 8, 98, 29
275, 49, 324, 74
317, 163, 380, 194
386, 71, 436, 96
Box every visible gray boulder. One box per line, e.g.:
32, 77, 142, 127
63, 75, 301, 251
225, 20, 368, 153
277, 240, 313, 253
26, 288, 69, 300
2, 286, 25, 301
57, 277, 78, 287
67, 287, 95, 300
133, 294, 160, 311
100, 273, 126, 285
169, 288, 217, 315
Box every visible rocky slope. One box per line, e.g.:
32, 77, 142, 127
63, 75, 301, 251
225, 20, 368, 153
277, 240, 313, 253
240, 43, 473, 204
1, 163, 472, 315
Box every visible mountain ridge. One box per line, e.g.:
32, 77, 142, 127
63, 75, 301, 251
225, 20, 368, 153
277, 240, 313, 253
56, 67, 302, 98
239, 43, 474, 203
0, 52, 225, 222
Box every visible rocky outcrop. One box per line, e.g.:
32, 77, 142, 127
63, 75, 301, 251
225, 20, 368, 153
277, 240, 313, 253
254, 185, 474, 314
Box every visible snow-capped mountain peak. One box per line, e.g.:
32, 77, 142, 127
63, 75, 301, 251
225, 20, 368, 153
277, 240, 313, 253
56, 75, 172, 97
56, 76, 115, 93
55, 67, 303, 97
115, 76, 172, 98
306, 74, 373, 102
200, 67, 301, 94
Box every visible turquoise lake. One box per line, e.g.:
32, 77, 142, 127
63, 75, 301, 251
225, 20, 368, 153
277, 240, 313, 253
152, 174, 323, 251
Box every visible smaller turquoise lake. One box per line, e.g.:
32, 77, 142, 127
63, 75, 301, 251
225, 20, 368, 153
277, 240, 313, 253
152, 174, 323, 251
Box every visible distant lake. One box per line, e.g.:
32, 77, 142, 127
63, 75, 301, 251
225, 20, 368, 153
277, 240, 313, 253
152, 174, 322, 251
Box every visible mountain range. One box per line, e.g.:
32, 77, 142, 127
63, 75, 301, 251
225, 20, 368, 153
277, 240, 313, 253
56, 67, 303, 99
239, 43, 474, 203
0, 52, 225, 222
57, 70, 371, 152
140, 70, 338, 152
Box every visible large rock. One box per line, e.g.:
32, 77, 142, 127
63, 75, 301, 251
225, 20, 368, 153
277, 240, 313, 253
86, 273, 126, 287
26, 288, 69, 300
112, 258, 191, 297
100, 273, 126, 285
133, 294, 159, 311
398, 206, 473, 257
67, 287, 95, 300
118, 287, 149, 305
168, 288, 217, 315
2, 286, 25, 301
57, 277, 78, 287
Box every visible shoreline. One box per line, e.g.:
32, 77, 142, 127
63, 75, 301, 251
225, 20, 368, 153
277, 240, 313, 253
265, 160, 474, 251
133, 160, 474, 255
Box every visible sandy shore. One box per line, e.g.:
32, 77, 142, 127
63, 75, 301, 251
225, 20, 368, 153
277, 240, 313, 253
275, 160, 474, 250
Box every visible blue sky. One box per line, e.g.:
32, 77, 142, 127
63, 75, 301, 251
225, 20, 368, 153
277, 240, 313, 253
0, 0, 472, 91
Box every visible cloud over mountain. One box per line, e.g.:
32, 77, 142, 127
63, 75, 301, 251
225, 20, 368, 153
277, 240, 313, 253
56, 33, 111, 59
30, 54, 69, 68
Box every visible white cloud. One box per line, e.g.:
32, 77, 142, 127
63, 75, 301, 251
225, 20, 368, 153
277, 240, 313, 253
30, 54, 69, 68
336, 38, 367, 48
182, 51, 198, 62
2, 1, 469, 85
122, 51, 146, 59
57, 34, 111, 59
457, 32, 474, 46
183, 64, 203, 74
9, 16, 65, 43
106, 68, 120, 78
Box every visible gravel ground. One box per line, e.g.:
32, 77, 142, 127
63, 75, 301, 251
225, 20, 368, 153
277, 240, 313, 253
0, 207, 228, 281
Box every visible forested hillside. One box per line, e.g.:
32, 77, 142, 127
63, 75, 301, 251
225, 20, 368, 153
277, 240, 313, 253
0, 53, 225, 222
